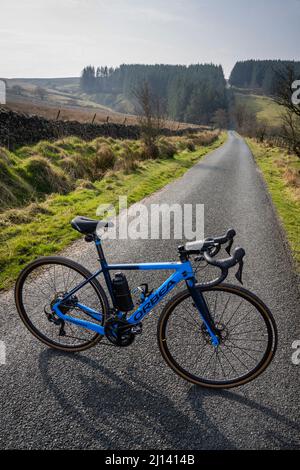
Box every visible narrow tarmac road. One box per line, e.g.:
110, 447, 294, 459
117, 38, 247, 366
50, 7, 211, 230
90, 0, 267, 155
0, 132, 299, 449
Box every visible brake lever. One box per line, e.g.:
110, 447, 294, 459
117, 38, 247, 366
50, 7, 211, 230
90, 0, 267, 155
225, 238, 234, 255
235, 259, 244, 285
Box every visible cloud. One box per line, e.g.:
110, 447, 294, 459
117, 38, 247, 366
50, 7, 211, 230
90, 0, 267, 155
133, 6, 182, 23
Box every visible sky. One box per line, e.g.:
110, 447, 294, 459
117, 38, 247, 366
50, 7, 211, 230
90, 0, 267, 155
0, 0, 299, 79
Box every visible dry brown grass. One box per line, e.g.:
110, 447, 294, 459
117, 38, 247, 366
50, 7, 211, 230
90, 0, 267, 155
283, 167, 300, 188
0, 202, 52, 227
60, 154, 91, 180
274, 158, 287, 168
157, 138, 177, 159
115, 145, 139, 174
5, 98, 203, 130
190, 131, 219, 146
273, 155, 300, 198
0, 130, 219, 215
266, 150, 300, 202
94, 144, 116, 173
75, 179, 96, 191
22, 156, 72, 194
164, 131, 218, 151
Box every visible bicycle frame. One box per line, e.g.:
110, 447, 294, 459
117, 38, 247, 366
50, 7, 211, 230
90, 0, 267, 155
52, 238, 220, 346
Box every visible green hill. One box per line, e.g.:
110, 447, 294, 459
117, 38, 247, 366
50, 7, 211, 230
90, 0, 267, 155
234, 91, 283, 126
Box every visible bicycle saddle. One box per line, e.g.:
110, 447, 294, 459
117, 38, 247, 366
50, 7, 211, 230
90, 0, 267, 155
71, 216, 113, 234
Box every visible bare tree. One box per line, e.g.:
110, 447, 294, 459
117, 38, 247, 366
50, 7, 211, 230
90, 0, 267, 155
133, 81, 166, 157
281, 109, 300, 157
211, 108, 228, 129
255, 119, 269, 143
232, 103, 257, 134
232, 103, 248, 130
274, 65, 300, 118
231, 101, 270, 142
274, 65, 300, 157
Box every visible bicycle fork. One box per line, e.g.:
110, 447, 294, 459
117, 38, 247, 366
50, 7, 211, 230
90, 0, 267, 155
186, 279, 220, 347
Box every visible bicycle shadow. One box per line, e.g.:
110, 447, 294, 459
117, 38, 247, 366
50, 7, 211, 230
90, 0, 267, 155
38, 349, 236, 450
187, 386, 300, 449
38, 349, 299, 449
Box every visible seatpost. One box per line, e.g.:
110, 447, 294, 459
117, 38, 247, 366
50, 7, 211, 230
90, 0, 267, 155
94, 235, 105, 261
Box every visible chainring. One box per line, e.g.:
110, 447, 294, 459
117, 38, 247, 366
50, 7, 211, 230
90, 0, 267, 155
104, 317, 135, 347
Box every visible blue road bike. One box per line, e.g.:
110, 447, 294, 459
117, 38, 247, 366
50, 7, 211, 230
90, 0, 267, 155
15, 216, 277, 389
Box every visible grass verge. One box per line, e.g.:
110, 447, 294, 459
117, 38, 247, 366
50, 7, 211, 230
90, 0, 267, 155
0, 133, 226, 290
247, 139, 300, 269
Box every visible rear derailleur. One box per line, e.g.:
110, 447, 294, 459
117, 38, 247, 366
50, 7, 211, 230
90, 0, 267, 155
44, 292, 78, 337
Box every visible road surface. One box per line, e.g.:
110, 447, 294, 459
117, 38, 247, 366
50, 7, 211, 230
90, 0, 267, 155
0, 131, 299, 449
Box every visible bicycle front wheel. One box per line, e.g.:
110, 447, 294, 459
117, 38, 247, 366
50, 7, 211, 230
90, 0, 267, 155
15, 257, 109, 352
158, 283, 277, 389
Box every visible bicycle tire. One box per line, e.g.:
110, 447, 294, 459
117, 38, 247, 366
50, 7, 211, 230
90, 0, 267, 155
15, 256, 109, 352
157, 283, 277, 389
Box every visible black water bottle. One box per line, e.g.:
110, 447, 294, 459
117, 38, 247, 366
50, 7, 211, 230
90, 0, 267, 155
112, 273, 134, 312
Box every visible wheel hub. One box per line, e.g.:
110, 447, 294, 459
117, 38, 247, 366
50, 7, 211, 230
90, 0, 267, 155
215, 322, 229, 342
201, 321, 229, 344
44, 292, 78, 336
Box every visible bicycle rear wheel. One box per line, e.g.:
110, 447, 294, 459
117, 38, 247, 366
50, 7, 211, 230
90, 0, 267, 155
15, 257, 109, 352
158, 283, 277, 389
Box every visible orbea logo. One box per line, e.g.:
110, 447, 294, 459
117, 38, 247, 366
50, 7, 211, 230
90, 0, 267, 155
0, 79, 6, 105
291, 80, 300, 105
96, 196, 204, 241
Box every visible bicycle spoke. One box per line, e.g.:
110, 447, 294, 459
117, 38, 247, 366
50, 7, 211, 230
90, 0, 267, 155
231, 337, 266, 343
18, 261, 104, 349
222, 343, 250, 371
226, 340, 261, 363
230, 330, 266, 336
213, 350, 218, 379
201, 349, 216, 377
226, 340, 264, 355
161, 284, 274, 386
179, 315, 202, 331
230, 315, 255, 332
217, 295, 231, 324
213, 292, 218, 317
216, 349, 227, 378
219, 347, 239, 376
225, 300, 243, 327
